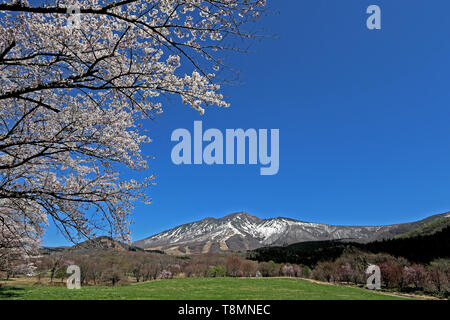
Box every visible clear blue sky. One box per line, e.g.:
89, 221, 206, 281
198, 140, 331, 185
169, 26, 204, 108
44, 0, 450, 246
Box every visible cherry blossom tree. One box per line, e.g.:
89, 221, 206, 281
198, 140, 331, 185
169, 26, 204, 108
0, 0, 267, 249
281, 264, 294, 277
0, 210, 39, 275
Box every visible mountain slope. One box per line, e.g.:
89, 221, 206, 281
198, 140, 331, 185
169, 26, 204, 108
72, 236, 144, 252
396, 216, 450, 239
134, 211, 450, 255
248, 226, 450, 266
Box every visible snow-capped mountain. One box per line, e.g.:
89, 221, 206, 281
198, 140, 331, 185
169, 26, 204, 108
133, 211, 450, 255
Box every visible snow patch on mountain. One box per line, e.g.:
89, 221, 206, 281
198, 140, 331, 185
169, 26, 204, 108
133, 211, 450, 254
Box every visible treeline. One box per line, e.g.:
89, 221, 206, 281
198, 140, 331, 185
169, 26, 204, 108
33, 250, 181, 286
2, 243, 449, 298
26, 250, 309, 287
364, 226, 450, 263
29, 247, 450, 298
312, 250, 450, 298
246, 240, 353, 267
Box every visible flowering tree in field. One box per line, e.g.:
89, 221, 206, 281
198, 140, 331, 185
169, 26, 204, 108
0, 210, 39, 275
281, 264, 294, 277
0, 0, 267, 253
403, 264, 427, 290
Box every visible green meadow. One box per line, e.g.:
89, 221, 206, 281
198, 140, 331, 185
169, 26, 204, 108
0, 277, 412, 300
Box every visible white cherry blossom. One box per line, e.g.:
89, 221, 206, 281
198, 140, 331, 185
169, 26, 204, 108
0, 0, 266, 251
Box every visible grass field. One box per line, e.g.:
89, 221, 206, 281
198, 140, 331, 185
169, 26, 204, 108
0, 277, 413, 300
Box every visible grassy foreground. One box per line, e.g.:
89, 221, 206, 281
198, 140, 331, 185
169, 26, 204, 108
0, 278, 412, 300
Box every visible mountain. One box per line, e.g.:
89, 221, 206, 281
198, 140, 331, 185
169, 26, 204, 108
40, 236, 144, 255
133, 211, 450, 255
72, 236, 145, 252
38, 246, 70, 255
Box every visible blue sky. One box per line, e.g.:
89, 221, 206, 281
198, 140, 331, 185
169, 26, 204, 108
44, 0, 450, 246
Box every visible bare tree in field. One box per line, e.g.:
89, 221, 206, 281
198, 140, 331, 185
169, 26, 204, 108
0, 0, 267, 257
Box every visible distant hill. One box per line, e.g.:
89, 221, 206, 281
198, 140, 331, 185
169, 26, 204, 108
38, 246, 69, 255
134, 211, 450, 255
71, 236, 144, 251
40, 236, 144, 255
396, 216, 450, 239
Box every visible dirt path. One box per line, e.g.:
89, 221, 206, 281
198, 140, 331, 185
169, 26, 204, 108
300, 277, 442, 300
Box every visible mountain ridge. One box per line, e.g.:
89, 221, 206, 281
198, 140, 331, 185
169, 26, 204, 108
133, 211, 450, 255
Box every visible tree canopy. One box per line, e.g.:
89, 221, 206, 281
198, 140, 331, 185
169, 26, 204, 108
0, 0, 267, 264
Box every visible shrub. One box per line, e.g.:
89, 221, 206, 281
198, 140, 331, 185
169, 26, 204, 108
207, 266, 226, 278
302, 266, 312, 278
